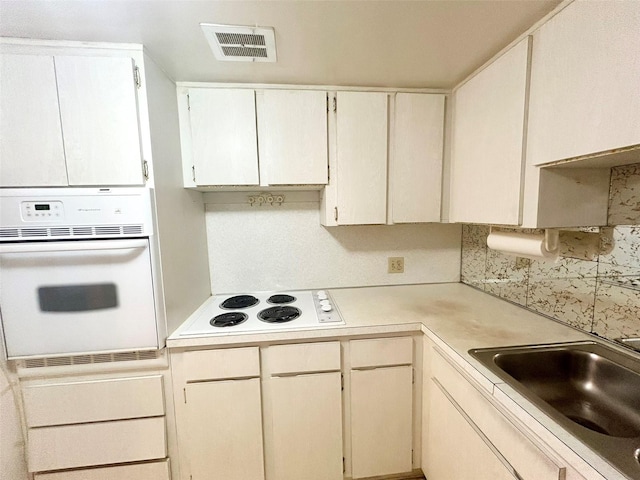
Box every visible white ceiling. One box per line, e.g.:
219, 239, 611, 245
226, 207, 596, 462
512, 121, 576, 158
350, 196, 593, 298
0, 0, 561, 88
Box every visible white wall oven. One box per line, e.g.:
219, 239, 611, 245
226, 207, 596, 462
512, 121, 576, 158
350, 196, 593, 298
0, 188, 163, 359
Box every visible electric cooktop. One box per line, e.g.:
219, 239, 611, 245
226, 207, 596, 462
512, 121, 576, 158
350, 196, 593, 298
177, 290, 344, 336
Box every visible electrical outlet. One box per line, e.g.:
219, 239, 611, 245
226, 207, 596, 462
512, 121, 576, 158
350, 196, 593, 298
388, 257, 404, 273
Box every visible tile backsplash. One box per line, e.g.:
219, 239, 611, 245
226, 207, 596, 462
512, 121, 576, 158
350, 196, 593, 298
461, 163, 640, 341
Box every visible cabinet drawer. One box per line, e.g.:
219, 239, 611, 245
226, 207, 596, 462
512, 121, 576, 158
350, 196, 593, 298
267, 342, 341, 375
23, 375, 164, 427
351, 337, 413, 368
33, 459, 170, 480
27, 416, 166, 472
432, 348, 565, 480
184, 347, 260, 381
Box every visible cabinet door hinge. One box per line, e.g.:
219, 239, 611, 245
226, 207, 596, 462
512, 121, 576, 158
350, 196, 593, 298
411, 449, 414, 464
333, 96, 337, 112
412, 368, 415, 384
192, 165, 196, 183
326, 94, 330, 113
187, 93, 191, 111
142, 160, 149, 181
327, 165, 330, 182
340, 373, 344, 391
133, 65, 141, 89
334, 207, 338, 222
183, 387, 187, 404
343, 457, 346, 473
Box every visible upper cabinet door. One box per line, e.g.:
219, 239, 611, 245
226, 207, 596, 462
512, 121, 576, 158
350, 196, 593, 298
449, 37, 531, 225
0, 54, 67, 187
391, 93, 444, 223
258, 90, 328, 185
188, 88, 259, 186
335, 91, 388, 225
55, 56, 144, 186
527, 1, 640, 166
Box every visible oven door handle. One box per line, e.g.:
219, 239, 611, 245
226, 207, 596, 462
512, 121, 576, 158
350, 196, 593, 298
0, 239, 148, 254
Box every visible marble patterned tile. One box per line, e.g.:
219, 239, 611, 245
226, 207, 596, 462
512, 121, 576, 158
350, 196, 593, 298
461, 225, 488, 290
529, 256, 598, 281
597, 226, 640, 272
558, 230, 601, 261
592, 280, 640, 339
527, 277, 596, 331
484, 248, 529, 306
462, 224, 489, 248
608, 163, 640, 226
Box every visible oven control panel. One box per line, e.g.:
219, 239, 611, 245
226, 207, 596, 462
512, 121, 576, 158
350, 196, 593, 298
21, 201, 65, 222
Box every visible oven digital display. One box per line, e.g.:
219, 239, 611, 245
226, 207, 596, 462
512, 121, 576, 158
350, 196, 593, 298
34, 204, 51, 211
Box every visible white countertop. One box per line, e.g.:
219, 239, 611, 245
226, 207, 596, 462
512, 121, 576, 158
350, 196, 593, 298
167, 282, 634, 480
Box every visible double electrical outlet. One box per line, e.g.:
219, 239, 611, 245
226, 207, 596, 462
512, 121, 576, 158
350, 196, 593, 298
388, 257, 404, 274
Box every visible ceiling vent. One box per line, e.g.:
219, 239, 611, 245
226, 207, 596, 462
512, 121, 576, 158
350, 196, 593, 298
200, 24, 277, 62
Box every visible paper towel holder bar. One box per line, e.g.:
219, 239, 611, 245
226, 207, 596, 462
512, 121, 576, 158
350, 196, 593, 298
488, 227, 560, 253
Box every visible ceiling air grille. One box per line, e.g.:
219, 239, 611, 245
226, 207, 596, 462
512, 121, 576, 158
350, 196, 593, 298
201, 24, 277, 62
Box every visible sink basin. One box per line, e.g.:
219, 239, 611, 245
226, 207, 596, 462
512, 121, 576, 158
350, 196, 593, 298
469, 341, 640, 480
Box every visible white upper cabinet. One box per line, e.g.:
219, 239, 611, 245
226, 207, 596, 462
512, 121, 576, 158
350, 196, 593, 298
449, 37, 531, 226
55, 56, 144, 186
257, 89, 328, 185
391, 93, 444, 223
181, 86, 329, 188
0, 54, 68, 187
527, 0, 640, 167
334, 91, 389, 225
187, 88, 259, 186
0, 52, 144, 187
322, 91, 445, 226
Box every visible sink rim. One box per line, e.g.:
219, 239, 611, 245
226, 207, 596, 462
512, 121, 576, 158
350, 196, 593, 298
469, 340, 640, 480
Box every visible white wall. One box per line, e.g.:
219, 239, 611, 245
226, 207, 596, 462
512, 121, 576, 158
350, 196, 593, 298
142, 53, 212, 335
205, 193, 461, 293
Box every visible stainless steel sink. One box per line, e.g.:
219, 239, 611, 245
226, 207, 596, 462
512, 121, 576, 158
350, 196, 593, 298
469, 341, 640, 480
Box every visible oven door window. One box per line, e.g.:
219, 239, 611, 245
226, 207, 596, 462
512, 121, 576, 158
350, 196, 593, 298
38, 283, 118, 312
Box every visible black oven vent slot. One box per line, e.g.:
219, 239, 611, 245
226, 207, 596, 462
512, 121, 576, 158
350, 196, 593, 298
50, 227, 71, 237
72, 227, 93, 236
0, 228, 19, 238
21, 228, 48, 237
95, 226, 122, 236
123, 225, 144, 235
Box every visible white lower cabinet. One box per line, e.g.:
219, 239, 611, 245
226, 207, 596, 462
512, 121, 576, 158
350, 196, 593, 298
176, 347, 264, 480
428, 379, 518, 480
350, 366, 413, 478
21, 373, 169, 475
173, 337, 419, 480
424, 344, 566, 480
270, 373, 343, 480
184, 379, 265, 480
349, 337, 414, 479
265, 341, 343, 480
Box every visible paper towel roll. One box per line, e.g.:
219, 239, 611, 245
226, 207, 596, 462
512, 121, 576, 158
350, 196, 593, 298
487, 231, 559, 262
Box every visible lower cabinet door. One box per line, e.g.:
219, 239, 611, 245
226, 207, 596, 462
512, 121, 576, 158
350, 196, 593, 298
184, 378, 265, 480
270, 372, 343, 480
426, 379, 518, 480
350, 365, 413, 478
